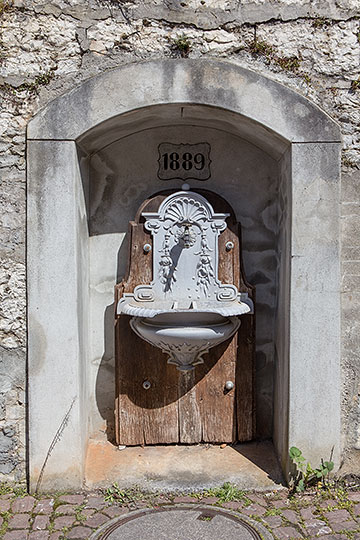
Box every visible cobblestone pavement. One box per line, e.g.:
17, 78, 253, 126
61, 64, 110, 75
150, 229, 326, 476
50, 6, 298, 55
1, 487, 360, 539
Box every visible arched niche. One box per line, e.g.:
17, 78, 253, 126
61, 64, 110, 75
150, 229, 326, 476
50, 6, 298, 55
27, 59, 341, 491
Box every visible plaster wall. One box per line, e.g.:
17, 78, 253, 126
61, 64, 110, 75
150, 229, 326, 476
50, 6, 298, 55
88, 125, 279, 442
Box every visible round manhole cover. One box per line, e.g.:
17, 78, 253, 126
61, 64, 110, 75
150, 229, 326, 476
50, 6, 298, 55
90, 505, 274, 540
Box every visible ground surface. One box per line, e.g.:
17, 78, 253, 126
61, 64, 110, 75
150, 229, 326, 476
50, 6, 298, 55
1, 485, 360, 539
85, 441, 284, 492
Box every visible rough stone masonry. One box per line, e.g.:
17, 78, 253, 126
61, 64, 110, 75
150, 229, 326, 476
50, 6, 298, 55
0, 0, 359, 482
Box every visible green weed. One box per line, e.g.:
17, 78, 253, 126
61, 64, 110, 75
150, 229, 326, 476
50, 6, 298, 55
312, 17, 328, 28
289, 446, 334, 493
172, 34, 191, 57
0, 0, 13, 17
264, 507, 283, 516
103, 484, 146, 504
74, 503, 87, 523
350, 78, 360, 91
0, 482, 27, 497
249, 39, 301, 74
202, 482, 251, 504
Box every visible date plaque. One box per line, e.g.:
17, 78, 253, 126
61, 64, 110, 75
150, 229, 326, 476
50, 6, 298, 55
157, 142, 211, 181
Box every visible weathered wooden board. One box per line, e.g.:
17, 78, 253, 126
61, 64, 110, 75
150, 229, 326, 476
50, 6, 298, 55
115, 190, 255, 446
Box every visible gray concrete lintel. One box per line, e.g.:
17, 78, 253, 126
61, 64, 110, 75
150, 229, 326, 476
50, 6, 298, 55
27, 59, 340, 150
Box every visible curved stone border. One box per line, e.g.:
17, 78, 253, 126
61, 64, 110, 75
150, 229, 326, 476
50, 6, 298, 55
89, 504, 274, 540
27, 59, 340, 144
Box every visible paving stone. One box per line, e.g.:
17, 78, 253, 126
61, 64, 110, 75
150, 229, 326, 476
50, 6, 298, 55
353, 503, 360, 515
102, 505, 129, 518
241, 503, 266, 516
325, 509, 353, 523
54, 503, 77, 514
29, 532, 49, 539
152, 495, 172, 505
32, 515, 49, 530
172, 496, 199, 503
247, 495, 267, 506
53, 515, 75, 529
331, 519, 359, 533
85, 512, 108, 528
281, 509, 298, 523
221, 501, 242, 510
274, 526, 302, 539
59, 495, 85, 505
317, 535, 348, 540
48, 534, 62, 540
4, 531, 29, 540
348, 492, 360, 502
0, 499, 11, 511
270, 499, 288, 509
200, 497, 219, 504
318, 499, 338, 509
262, 515, 283, 528
133, 501, 150, 509
33, 500, 54, 515
0, 515, 3, 527
303, 518, 331, 536
12, 496, 36, 513
300, 507, 317, 520
8, 513, 31, 529
85, 496, 106, 509
66, 526, 92, 539
324, 509, 359, 533
80, 508, 96, 518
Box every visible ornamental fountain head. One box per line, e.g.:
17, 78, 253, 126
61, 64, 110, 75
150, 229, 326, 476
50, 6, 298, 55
117, 190, 253, 371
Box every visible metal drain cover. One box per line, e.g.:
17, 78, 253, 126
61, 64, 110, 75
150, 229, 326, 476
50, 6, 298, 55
91, 505, 274, 540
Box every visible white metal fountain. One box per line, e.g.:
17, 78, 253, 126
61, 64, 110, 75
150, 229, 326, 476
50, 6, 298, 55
117, 189, 253, 371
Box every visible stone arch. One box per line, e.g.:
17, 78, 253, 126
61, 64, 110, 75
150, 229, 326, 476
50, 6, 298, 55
27, 59, 341, 491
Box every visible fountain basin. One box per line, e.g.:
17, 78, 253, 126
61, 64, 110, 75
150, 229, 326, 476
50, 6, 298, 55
130, 312, 241, 371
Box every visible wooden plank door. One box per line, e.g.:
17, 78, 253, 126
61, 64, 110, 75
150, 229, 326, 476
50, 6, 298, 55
115, 190, 255, 445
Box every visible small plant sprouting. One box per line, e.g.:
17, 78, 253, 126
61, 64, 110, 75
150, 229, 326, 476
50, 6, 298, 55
249, 39, 274, 57
74, 504, 87, 523
198, 514, 212, 521
312, 17, 328, 28
203, 482, 252, 504
289, 446, 334, 493
264, 507, 283, 516
173, 34, 191, 58
0, 0, 13, 17
1, 69, 55, 98
0, 482, 27, 497
249, 39, 301, 75
302, 72, 312, 85
350, 78, 360, 92
103, 484, 146, 504
342, 155, 358, 168
276, 55, 301, 72
17, 70, 55, 93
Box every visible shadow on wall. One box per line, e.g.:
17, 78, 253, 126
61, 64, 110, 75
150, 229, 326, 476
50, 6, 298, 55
95, 302, 116, 444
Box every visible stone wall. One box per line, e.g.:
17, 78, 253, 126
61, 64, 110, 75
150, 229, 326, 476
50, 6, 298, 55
0, 0, 359, 481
